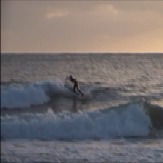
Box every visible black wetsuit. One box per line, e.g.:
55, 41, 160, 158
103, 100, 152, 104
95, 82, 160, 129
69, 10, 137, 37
70, 77, 84, 96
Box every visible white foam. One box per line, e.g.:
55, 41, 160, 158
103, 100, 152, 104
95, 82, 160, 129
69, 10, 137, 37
1, 102, 152, 139
1, 81, 68, 108
2, 139, 163, 162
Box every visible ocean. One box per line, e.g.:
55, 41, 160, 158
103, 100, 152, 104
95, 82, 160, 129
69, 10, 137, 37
1, 53, 163, 162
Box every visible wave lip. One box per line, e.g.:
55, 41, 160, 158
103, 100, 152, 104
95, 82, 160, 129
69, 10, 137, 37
1, 102, 152, 140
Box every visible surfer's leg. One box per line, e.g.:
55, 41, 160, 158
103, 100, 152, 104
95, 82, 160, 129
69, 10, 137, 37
76, 87, 84, 96
73, 85, 76, 93
78, 90, 84, 96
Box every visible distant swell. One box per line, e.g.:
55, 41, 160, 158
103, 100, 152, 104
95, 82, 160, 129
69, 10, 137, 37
1, 102, 153, 140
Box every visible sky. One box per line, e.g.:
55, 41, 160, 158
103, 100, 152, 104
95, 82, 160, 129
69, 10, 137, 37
1, 0, 163, 53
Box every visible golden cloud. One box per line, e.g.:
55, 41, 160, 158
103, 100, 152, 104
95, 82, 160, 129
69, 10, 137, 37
46, 10, 68, 19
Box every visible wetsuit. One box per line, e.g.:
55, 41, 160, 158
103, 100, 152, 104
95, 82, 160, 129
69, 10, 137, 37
69, 76, 84, 96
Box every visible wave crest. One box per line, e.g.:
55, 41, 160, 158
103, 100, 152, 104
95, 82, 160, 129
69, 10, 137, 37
1, 102, 152, 140
1, 81, 69, 108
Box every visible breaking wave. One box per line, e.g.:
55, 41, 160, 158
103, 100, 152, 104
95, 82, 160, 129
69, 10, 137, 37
1, 80, 163, 140
1, 102, 154, 140
1, 81, 72, 109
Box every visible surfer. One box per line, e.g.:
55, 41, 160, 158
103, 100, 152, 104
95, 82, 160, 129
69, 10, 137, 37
65, 75, 84, 96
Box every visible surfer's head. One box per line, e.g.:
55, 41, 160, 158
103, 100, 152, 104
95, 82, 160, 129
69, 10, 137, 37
70, 75, 73, 79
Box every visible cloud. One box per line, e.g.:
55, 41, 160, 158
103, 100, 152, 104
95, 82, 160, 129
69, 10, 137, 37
1, 1, 163, 52
95, 4, 119, 16
46, 10, 68, 19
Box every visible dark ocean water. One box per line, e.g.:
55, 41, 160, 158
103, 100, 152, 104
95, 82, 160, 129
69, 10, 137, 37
1, 53, 163, 140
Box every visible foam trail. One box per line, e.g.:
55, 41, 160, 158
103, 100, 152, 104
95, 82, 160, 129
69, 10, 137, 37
1, 102, 152, 139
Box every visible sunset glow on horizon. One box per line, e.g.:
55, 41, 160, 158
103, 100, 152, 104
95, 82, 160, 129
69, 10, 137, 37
1, 1, 163, 53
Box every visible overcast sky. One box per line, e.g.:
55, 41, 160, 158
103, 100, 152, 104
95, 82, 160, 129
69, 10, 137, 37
1, 0, 163, 53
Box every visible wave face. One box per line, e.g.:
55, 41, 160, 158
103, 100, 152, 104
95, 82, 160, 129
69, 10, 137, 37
1, 102, 152, 140
1, 81, 70, 108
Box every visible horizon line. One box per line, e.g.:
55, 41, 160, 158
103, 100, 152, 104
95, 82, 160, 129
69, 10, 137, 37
1, 52, 163, 54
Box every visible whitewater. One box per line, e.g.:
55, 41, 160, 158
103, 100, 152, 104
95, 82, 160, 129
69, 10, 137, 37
1, 53, 163, 162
